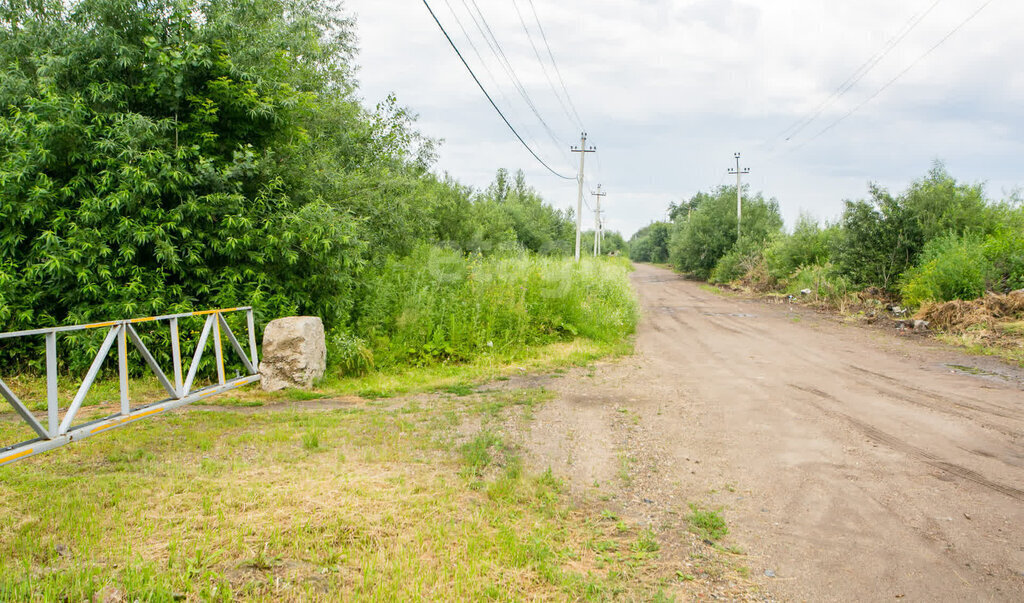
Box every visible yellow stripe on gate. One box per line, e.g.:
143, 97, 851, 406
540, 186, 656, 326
83, 321, 118, 329
0, 449, 34, 464
90, 407, 166, 434
192, 308, 237, 316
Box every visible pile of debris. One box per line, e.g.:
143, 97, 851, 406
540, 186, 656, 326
917, 290, 1024, 332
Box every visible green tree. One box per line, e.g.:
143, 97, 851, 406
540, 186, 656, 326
832, 185, 923, 291
627, 222, 671, 263
764, 214, 836, 280
668, 186, 782, 279
0, 0, 405, 367
903, 161, 995, 240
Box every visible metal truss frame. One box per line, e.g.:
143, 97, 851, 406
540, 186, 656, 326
0, 307, 260, 467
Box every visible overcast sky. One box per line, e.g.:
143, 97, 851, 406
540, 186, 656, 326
345, 0, 1022, 238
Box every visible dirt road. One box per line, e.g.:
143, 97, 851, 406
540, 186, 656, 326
517, 263, 1024, 601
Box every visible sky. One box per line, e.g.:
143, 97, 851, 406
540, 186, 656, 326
344, 0, 1023, 238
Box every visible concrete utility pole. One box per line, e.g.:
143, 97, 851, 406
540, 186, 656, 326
728, 152, 750, 239
591, 185, 606, 256
571, 132, 596, 261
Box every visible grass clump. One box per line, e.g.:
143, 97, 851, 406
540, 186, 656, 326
687, 503, 729, 541
301, 429, 323, 451
632, 528, 660, 554
459, 431, 504, 476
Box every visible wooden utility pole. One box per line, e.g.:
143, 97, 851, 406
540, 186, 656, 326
728, 152, 750, 239
571, 132, 596, 261
591, 185, 606, 256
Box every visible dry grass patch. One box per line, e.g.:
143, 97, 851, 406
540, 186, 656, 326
917, 290, 1024, 332
917, 291, 1024, 365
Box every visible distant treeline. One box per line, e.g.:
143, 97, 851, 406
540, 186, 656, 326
628, 163, 1024, 306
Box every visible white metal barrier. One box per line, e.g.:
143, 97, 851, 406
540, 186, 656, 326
0, 307, 260, 467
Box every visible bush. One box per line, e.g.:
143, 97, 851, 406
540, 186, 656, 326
832, 186, 923, 291
764, 216, 835, 280
0, 0, 370, 370
903, 162, 997, 241
984, 226, 1024, 292
627, 222, 671, 263
353, 247, 638, 368
900, 233, 992, 308
786, 263, 854, 303
709, 238, 763, 284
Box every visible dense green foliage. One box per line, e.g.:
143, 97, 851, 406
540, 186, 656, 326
349, 249, 637, 370
0, 0, 381, 370
637, 162, 1022, 309
763, 215, 836, 281
900, 228, 1024, 307
0, 0, 634, 374
626, 222, 671, 263
667, 185, 783, 280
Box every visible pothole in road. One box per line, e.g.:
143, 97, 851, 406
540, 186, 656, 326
946, 364, 1011, 381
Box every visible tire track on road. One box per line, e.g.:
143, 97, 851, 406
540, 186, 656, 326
788, 383, 1024, 501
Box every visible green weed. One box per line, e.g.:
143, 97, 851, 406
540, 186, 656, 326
301, 429, 323, 451
438, 383, 474, 396
459, 432, 503, 475
633, 528, 660, 554
352, 249, 638, 371
687, 503, 728, 541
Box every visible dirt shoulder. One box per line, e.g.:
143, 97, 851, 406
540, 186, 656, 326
502, 263, 1024, 601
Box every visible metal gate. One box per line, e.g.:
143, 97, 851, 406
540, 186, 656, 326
0, 307, 260, 467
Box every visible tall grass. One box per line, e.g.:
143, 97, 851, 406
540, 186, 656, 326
341, 247, 638, 370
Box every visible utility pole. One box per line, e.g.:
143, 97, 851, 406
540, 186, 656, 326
591, 185, 606, 256
728, 152, 750, 239
571, 132, 596, 261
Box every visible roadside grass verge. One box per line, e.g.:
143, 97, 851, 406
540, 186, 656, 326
349, 250, 639, 372
319, 337, 633, 400
0, 388, 675, 601
934, 332, 1024, 367
0, 336, 630, 424
666, 262, 1024, 367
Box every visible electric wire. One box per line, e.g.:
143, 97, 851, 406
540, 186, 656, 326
420, 0, 576, 180
794, 0, 999, 151
462, 0, 571, 158
527, 0, 585, 130
777, 0, 944, 143
511, 0, 579, 130
593, 149, 606, 188
440, 0, 551, 162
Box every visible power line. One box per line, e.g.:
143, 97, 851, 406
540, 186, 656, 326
527, 0, 585, 130
462, 0, 569, 155
777, 0, 944, 143
440, 0, 551, 162
421, 0, 575, 180
511, 0, 578, 129
773, 0, 998, 158
803, 0, 998, 146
